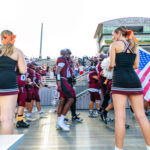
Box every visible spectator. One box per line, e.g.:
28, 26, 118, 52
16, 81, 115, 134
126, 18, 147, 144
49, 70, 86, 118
74, 63, 79, 77
50, 68, 55, 79
79, 64, 84, 75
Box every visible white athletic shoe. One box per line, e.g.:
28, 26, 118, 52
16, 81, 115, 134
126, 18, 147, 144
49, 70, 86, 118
57, 121, 70, 132
56, 121, 70, 130
56, 123, 61, 130
26, 116, 36, 121
89, 111, 98, 118
39, 112, 47, 118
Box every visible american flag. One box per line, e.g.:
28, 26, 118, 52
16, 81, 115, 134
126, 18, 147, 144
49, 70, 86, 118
136, 48, 150, 103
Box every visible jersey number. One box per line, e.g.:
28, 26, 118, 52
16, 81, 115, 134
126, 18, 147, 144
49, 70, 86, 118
21, 75, 26, 81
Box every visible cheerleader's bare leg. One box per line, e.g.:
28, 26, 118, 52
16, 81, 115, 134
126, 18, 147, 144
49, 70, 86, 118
0, 95, 18, 134
112, 94, 127, 149
129, 95, 150, 146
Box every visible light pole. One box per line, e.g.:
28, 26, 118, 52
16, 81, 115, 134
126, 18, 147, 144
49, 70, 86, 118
39, 23, 43, 59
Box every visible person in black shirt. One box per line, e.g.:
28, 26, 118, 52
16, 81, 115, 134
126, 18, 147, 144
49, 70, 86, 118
0, 30, 27, 134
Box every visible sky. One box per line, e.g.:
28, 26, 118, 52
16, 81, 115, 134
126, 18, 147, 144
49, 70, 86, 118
0, 0, 150, 59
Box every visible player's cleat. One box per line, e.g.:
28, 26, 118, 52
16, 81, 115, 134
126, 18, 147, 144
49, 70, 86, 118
76, 113, 80, 117
106, 117, 114, 122
72, 115, 83, 122
39, 112, 47, 118
56, 122, 70, 130
26, 116, 36, 121
16, 120, 30, 128
64, 117, 69, 122
56, 122, 61, 130
100, 110, 107, 124
98, 108, 103, 115
57, 121, 70, 132
89, 111, 98, 118
103, 118, 107, 124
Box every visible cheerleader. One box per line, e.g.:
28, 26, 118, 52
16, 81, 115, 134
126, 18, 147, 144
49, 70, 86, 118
109, 26, 150, 150
0, 30, 27, 134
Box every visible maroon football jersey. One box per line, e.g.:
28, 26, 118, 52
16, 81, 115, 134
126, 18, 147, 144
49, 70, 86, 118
27, 67, 36, 83
41, 69, 46, 75
88, 71, 98, 89
17, 74, 27, 87
35, 72, 41, 86
96, 62, 102, 75
56, 57, 72, 78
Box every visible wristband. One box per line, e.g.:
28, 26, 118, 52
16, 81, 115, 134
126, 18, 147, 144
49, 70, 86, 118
56, 74, 61, 81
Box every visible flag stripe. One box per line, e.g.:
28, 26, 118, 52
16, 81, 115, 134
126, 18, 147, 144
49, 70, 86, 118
140, 66, 150, 83
136, 69, 141, 75
142, 72, 150, 88
143, 82, 150, 98
137, 48, 150, 102
138, 62, 150, 79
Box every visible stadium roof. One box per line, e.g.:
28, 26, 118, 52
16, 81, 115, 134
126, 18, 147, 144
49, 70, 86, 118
94, 17, 150, 38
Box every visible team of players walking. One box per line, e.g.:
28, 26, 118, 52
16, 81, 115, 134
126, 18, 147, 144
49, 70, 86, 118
16, 48, 149, 132
16, 62, 46, 128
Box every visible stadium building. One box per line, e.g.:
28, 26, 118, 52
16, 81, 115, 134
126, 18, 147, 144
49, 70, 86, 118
94, 17, 150, 53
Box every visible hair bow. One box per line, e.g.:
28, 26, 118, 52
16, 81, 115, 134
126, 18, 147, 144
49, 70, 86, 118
1, 33, 16, 45
126, 30, 138, 43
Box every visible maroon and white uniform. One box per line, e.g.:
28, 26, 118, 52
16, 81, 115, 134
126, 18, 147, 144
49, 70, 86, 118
17, 74, 27, 107
25, 82, 35, 102
26, 67, 36, 102
88, 71, 101, 102
56, 56, 75, 99
96, 62, 102, 78
41, 69, 46, 76
96, 62, 106, 97
27, 67, 36, 83
34, 72, 41, 102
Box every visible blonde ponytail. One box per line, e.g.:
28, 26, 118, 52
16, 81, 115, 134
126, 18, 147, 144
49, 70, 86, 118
114, 26, 138, 53
0, 30, 15, 56
127, 38, 138, 53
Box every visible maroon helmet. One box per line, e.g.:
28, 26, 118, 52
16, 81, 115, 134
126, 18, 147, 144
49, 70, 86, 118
35, 66, 42, 74
99, 53, 108, 61
27, 63, 33, 68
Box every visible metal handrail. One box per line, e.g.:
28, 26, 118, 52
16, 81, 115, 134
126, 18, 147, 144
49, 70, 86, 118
76, 89, 89, 98
41, 71, 89, 87
76, 71, 89, 80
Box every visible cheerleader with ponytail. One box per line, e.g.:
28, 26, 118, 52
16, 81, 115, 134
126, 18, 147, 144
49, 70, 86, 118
0, 30, 27, 134
108, 26, 150, 150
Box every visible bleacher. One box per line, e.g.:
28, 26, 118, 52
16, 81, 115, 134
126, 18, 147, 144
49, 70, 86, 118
35, 58, 56, 68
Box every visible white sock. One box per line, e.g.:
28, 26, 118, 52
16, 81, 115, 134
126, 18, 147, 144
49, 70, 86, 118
147, 145, 150, 150
115, 146, 123, 150
60, 115, 65, 121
